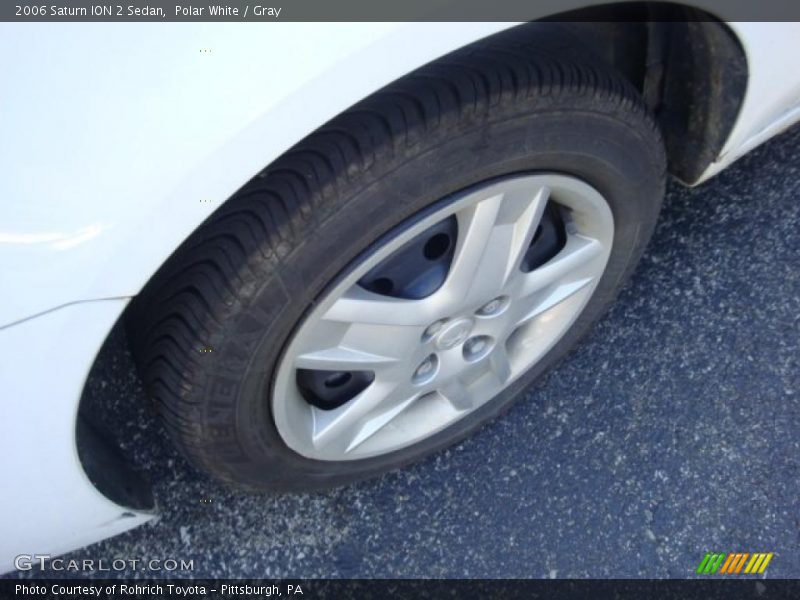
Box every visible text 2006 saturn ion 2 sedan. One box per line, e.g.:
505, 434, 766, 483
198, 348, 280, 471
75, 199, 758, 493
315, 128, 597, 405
1, 11, 799, 571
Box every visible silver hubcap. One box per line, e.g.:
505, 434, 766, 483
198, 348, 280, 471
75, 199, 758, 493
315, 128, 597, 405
272, 174, 614, 461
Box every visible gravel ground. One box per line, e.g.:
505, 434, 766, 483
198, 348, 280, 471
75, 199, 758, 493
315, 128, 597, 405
37, 125, 800, 579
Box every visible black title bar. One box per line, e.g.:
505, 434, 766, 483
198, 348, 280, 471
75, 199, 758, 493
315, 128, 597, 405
4, 579, 800, 600
3, 0, 800, 22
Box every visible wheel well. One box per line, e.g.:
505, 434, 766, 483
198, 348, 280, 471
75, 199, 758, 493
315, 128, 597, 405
536, 3, 748, 184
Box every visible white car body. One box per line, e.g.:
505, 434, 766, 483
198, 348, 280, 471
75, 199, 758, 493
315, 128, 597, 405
1, 14, 799, 573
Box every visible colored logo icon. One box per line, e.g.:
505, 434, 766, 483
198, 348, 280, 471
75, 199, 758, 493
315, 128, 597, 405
696, 552, 773, 575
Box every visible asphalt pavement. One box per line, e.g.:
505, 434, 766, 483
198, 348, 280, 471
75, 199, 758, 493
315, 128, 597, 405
36, 125, 800, 578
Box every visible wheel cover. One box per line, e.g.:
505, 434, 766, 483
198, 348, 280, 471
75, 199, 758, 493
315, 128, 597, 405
272, 174, 614, 461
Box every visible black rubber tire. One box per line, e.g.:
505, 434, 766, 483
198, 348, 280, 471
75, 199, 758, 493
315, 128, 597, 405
128, 30, 666, 491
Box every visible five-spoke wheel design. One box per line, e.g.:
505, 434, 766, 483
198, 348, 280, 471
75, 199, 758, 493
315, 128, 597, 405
272, 174, 614, 460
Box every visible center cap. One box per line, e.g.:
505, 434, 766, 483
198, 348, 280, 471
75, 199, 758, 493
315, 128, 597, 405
434, 318, 474, 350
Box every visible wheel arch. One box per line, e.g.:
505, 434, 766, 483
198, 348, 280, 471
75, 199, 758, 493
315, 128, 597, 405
535, 5, 748, 185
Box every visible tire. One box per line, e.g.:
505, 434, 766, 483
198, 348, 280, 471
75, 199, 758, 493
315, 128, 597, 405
129, 33, 666, 491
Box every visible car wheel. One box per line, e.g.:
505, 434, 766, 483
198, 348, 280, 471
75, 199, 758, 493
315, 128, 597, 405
130, 44, 666, 490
